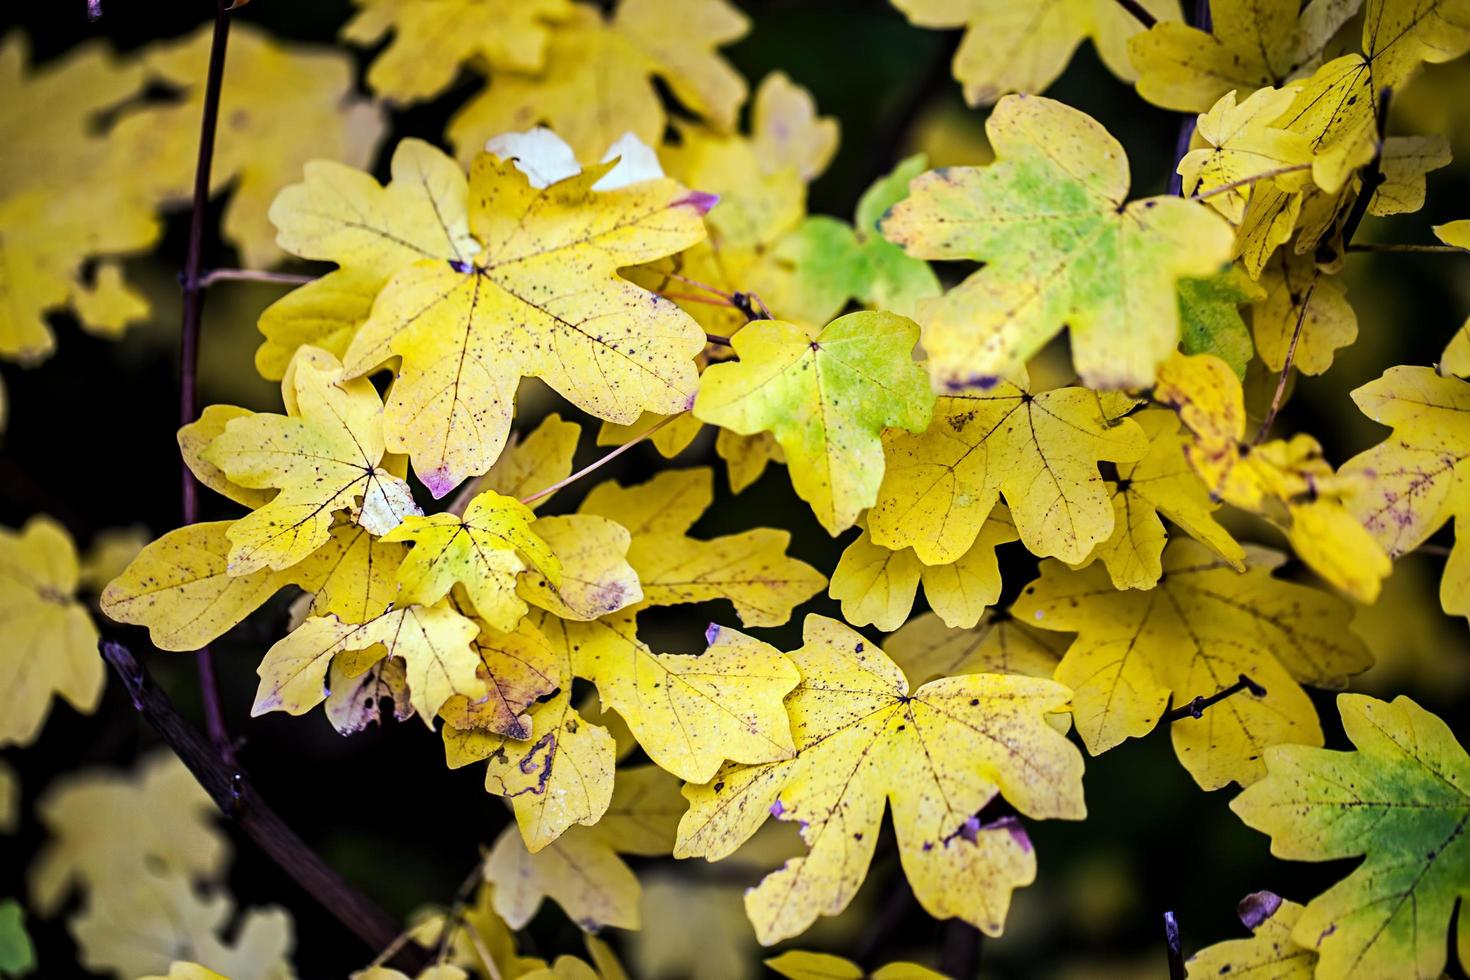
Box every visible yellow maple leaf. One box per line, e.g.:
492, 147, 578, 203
471, 413, 582, 509
1275, 0, 1470, 193
830, 510, 1019, 632
29, 750, 227, 916
325, 657, 413, 735
344, 0, 572, 102
202, 348, 420, 574
447, 0, 748, 163
1129, 0, 1361, 112
694, 311, 935, 535
253, 602, 485, 724
1251, 251, 1358, 375
326, 148, 709, 497
1178, 86, 1313, 224
0, 516, 103, 746
767, 950, 947, 980
678, 615, 1084, 945
892, 0, 1179, 106
1186, 892, 1316, 979
870, 383, 1147, 565
1082, 408, 1244, 590
254, 267, 382, 382
1343, 364, 1470, 617
0, 34, 159, 361
111, 23, 385, 268
1155, 352, 1391, 600
884, 609, 1069, 688
882, 94, 1233, 389
577, 469, 823, 626
382, 490, 560, 632
517, 514, 644, 621
1013, 540, 1372, 789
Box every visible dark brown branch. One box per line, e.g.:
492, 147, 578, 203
1111, 0, 1159, 28
1163, 674, 1266, 723
1254, 279, 1315, 444
1164, 910, 1185, 980
1339, 87, 1394, 250
99, 639, 429, 974
1348, 242, 1467, 254
179, 0, 237, 765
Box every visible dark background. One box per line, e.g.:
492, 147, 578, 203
2, 1, 1469, 977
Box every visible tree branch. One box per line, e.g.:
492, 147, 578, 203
1164, 910, 1185, 980
199, 268, 317, 287
1111, 0, 1159, 29
99, 639, 429, 974
1163, 674, 1266, 723
1348, 242, 1467, 254
179, 0, 237, 766
1167, 0, 1211, 195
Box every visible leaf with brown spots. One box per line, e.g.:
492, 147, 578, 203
677, 615, 1084, 945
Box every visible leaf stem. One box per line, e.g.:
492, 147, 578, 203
518, 412, 688, 506
1254, 279, 1315, 444
1188, 164, 1312, 201
1111, 0, 1159, 28
199, 268, 317, 287
179, 0, 237, 767
99, 639, 428, 973
435, 855, 490, 964
1162, 673, 1267, 723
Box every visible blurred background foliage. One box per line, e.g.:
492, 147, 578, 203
1, 1, 1468, 977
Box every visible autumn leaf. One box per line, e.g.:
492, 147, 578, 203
29, 751, 226, 916
1013, 540, 1372, 789
332, 142, 710, 497
578, 468, 824, 627
1186, 891, 1315, 979
550, 616, 801, 784
1232, 694, 1470, 978
202, 348, 419, 573
472, 413, 582, 509
447, 0, 748, 163
1155, 352, 1391, 601
0, 516, 103, 747
766, 950, 947, 980
1252, 250, 1358, 376
677, 615, 1085, 945
1082, 408, 1245, 590
71, 868, 293, 980
881, 94, 1233, 390
517, 514, 644, 622
1178, 86, 1313, 224
869, 382, 1146, 565
830, 510, 1018, 632
382, 490, 560, 632
694, 311, 935, 535
0, 34, 158, 361
1275, 0, 1470, 193
1342, 364, 1470, 617
885, 610, 1068, 689
254, 267, 381, 382
110, 23, 384, 268
253, 603, 485, 725
1176, 267, 1262, 380
1128, 0, 1360, 111
344, 0, 572, 102
891, 0, 1178, 105
481, 764, 683, 932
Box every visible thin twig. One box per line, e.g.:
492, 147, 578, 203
435, 855, 490, 964
1189, 164, 1312, 201
199, 268, 317, 287
666, 270, 737, 301
1418, 542, 1453, 557
179, 0, 237, 767
99, 639, 429, 973
1339, 88, 1394, 249
1164, 911, 1185, 980
1163, 674, 1267, 723
1348, 242, 1468, 254
462, 921, 505, 980
1111, 0, 1159, 28
660, 290, 736, 308
1254, 279, 1315, 444
518, 413, 687, 506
